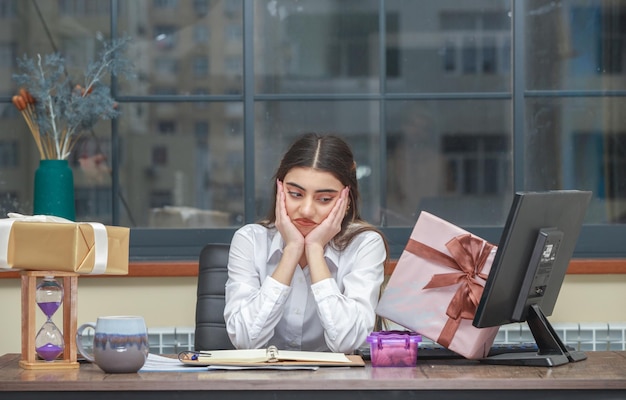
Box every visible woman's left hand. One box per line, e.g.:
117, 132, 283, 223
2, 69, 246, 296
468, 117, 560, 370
304, 186, 349, 249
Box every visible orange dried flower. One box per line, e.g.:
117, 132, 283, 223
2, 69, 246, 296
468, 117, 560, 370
12, 95, 27, 111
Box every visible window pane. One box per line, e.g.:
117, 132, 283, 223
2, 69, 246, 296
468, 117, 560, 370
0, 122, 115, 223
387, 0, 511, 93
525, 97, 626, 224
255, 0, 381, 94
0, 140, 18, 167
70, 134, 113, 224
0, 0, 113, 220
254, 101, 381, 223
117, 0, 243, 96
526, 0, 626, 90
117, 102, 243, 228
385, 100, 512, 227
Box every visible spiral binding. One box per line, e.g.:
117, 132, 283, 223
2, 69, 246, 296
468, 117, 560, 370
266, 345, 279, 362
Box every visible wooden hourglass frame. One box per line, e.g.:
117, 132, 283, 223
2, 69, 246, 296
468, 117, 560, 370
20, 270, 80, 369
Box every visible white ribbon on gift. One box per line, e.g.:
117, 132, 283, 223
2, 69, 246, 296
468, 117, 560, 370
0, 213, 109, 275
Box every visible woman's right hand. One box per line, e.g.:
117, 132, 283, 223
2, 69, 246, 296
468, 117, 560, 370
275, 180, 305, 251
272, 180, 305, 285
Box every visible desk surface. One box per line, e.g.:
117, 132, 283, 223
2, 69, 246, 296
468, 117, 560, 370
1, 352, 626, 400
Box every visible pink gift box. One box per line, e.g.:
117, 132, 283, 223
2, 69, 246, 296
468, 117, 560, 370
376, 211, 499, 359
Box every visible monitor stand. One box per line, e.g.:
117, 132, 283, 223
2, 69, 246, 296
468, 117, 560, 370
479, 304, 587, 367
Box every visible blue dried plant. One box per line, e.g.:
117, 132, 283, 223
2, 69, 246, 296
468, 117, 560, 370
12, 34, 134, 160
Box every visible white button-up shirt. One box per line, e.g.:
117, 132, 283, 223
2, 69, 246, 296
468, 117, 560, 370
224, 223, 386, 353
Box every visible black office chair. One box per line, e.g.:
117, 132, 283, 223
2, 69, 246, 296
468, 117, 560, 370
194, 243, 235, 350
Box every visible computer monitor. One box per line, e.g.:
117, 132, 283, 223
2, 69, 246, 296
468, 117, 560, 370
473, 190, 592, 367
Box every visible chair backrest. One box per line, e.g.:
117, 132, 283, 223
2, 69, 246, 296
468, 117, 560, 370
194, 243, 235, 350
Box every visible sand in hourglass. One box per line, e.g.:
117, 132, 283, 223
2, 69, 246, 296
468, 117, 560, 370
36, 329, 64, 360
38, 301, 60, 316
36, 299, 62, 360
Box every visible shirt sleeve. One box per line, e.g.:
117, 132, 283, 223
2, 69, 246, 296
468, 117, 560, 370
311, 231, 386, 353
223, 227, 291, 349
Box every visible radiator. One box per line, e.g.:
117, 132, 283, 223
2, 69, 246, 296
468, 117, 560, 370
141, 322, 626, 354
495, 322, 626, 351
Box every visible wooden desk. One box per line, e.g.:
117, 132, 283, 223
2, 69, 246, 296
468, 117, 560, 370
1, 352, 625, 399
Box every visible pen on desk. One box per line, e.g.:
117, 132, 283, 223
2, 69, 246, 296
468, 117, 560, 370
192, 351, 223, 361
176, 351, 195, 361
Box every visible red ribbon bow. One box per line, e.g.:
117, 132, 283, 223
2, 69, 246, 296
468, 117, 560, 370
404, 234, 495, 347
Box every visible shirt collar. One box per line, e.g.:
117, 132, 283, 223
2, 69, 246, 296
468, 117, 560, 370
267, 229, 284, 263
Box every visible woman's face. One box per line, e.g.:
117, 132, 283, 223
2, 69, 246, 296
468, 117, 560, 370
282, 166, 345, 237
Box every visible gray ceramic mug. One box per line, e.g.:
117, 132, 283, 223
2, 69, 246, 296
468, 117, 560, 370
76, 315, 149, 373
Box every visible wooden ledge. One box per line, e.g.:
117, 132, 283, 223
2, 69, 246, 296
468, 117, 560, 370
0, 262, 198, 279
384, 259, 626, 276
1, 259, 625, 279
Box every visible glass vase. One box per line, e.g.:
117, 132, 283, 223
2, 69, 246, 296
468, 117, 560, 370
33, 159, 76, 221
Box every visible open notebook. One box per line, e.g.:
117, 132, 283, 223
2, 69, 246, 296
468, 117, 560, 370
178, 346, 365, 367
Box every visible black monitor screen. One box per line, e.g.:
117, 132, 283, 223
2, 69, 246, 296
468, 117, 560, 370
473, 190, 592, 367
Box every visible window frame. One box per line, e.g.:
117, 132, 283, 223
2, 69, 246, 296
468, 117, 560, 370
105, 0, 626, 261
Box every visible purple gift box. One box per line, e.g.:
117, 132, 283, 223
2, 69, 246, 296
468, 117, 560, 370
366, 331, 421, 367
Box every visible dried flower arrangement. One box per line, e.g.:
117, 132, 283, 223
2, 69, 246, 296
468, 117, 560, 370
11, 34, 134, 160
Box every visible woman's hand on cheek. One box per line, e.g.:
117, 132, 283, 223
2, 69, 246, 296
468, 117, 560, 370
275, 180, 305, 248
305, 186, 349, 249
272, 180, 304, 283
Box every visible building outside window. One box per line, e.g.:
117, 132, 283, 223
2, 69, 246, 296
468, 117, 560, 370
0, 42, 15, 69
0, 140, 18, 168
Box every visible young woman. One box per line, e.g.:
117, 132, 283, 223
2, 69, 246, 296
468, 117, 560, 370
224, 132, 388, 354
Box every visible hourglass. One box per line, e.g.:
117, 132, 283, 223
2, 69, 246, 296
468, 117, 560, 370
19, 270, 79, 370
35, 276, 64, 361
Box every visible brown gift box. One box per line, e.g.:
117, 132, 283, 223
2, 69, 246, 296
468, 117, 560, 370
3, 221, 129, 275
